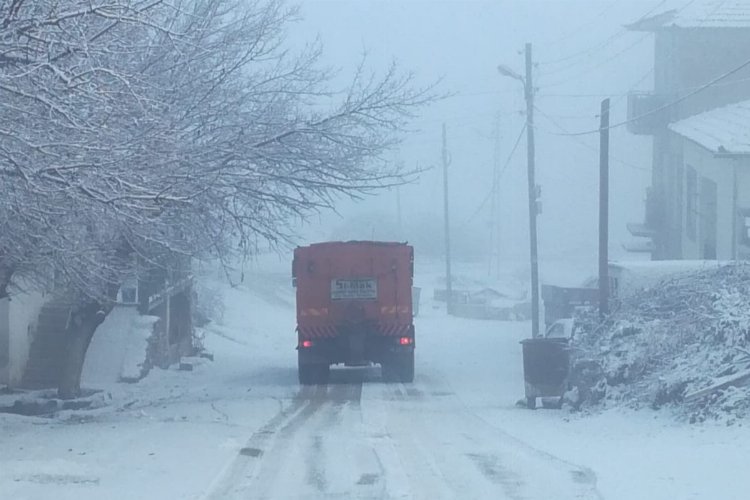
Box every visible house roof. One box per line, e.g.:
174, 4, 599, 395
628, 2, 750, 30
669, 99, 750, 155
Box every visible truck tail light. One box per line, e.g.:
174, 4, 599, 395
399, 337, 414, 346
301, 340, 314, 348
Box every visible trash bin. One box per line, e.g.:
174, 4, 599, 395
520, 337, 570, 409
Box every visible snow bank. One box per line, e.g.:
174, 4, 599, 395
82, 309, 157, 387
120, 315, 158, 382
573, 263, 750, 423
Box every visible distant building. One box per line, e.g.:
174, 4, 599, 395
625, 3, 750, 260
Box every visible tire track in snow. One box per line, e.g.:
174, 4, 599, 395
427, 371, 605, 500
257, 380, 393, 499
361, 381, 466, 500
201, 384, 327, 499
297, 382, 388, 499
203, 381, 380, 499
375, 378, 602, 500
204, 366, 602, 500
234, 385, 333, 498
380, 381, 489, 499
301, 384, 353, 495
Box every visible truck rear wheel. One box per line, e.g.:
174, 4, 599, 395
298, 362, 329, 385
382, 351, 414, 383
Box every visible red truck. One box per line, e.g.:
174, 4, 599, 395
293, 241, 415, 384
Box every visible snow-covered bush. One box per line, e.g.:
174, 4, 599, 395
572, 263, 750, 422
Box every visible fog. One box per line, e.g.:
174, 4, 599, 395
288, 0, 677, 276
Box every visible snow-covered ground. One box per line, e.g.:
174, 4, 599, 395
1, 254, 749, 499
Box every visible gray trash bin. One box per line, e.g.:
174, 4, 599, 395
520, 337, 570, 409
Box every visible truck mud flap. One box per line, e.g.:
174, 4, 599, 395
345, 333, 367, 366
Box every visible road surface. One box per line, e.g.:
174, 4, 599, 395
197, 267, 601, 499
3, 264, 602, 500
5, 261, 750, 500
203, 366, 600, 500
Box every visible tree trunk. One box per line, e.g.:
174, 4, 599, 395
0, 265, 13, 299
57, 303, 109, 400
57, 244, 126, 400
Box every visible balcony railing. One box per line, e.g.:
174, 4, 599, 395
627, 92, 669, 135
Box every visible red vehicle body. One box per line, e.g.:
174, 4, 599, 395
293, 241, 415, 384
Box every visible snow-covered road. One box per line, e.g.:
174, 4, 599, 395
2, 258, 749, 499
203, 368, 599, 500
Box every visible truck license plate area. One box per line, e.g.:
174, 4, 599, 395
331, 278, 377, 300
346, 333, 367, 366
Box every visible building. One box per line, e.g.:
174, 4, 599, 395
669, 102, 750, 259
0, 256, 194, 390
625, 2, 750, 259
0, 285, 49, 387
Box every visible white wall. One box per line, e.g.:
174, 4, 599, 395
735, 161, 750, 259
5, 287, 47, 386
0, 298, 9, 386
680, 140, 736, 260
82, 306, 140, 386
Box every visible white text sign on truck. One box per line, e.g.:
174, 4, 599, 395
331, 278, 377, 300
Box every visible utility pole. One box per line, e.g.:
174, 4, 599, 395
524, 42, 540, 338
490, 114, 502, 278
396, 186, 404, 240
396, 187, 403, 239
497, 44, 540, 336
395, 160, 404, 239
442, 123, 453, 315
599, 98, 611, 319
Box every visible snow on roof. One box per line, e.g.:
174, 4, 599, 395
669, 100, 750, 155
629, 2, 750, 30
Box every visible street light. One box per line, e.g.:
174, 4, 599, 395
498, 43, 540, 339
497, 64, 525, 84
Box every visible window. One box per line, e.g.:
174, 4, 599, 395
686, 166, 698, 241
117, 276, 139, 305
120, 287, 137, 304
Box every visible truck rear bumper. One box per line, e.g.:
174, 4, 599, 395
297, 333, 414, 367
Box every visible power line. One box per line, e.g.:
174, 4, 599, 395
448, 89, 522, 99
538, 92, 632, 98
551, 53, 750, 137
463, 123, 527, 225
539, 0, 700, 86
538, 27, 630, 67
538, 0, 671, 67
612, 66, 656, 107
419, 109, 521, 126
536, 0, 699, 88
461, 89, 639, 99
535, 106, 651, 173
542, 32, 653, 89
465, 73, 750, 101
536, 1, 621, 46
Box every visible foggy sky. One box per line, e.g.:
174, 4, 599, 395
289, 0, 679, 274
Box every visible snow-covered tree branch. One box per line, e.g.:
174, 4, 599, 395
0, 0, 437, 301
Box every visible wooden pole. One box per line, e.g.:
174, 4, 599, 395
525, 42, 540, 338
442, 123, 453, 315
599, 98, 611, 319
